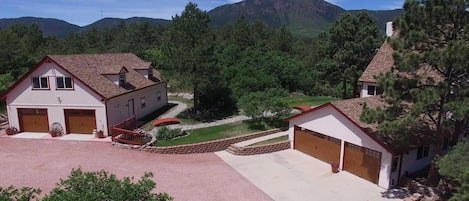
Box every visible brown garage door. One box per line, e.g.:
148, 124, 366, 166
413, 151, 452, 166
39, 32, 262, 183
344, 142, 381, 184
18, 108, 49, 132
65, 109, 96, 134
294, 126, 341, 164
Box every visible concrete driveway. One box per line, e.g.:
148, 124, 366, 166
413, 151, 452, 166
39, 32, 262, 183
217, 149, 403, 201
0, 138, 271, 201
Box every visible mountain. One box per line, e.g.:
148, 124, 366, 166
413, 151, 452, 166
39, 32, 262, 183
81, 17, 170, 31
209, 0, 401, 37
0, 17, 80, 38
0, 0, 402, 38
209, 0, 345, 36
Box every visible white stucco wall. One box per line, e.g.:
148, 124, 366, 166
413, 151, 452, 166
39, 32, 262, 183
5, 62, 107, 135
106, 82, 167, 127
361, 82, 379, 98
288, 105, 394, 189
400, 146, 434, 176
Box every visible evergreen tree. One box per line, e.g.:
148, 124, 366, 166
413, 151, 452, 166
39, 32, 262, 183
362, 0, 469, 185
328, 12, 381, 98
163, 2, 223, 114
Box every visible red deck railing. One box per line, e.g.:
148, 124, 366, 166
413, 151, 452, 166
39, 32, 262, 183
111, 116, 149, 145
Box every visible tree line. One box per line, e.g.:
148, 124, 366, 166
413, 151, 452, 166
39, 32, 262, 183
0, 3, 383, 119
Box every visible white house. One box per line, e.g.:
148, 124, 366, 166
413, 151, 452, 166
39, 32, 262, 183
287, 22, 466, 189
287, 96, 434, 189
1, 53, 168, 136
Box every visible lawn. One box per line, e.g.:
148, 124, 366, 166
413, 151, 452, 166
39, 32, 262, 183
157, 121, 272, 147
284, 96, 340, 108
248, 135, 289, 146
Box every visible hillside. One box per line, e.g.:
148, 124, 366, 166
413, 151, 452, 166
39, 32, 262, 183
0, 0, 402, 38
81, 17, 170, 31
0, 17, 80, 38
209, 0, 401, 37
209, 0, 345, 36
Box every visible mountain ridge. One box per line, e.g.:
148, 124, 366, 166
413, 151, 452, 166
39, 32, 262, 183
0, 0, 401, 38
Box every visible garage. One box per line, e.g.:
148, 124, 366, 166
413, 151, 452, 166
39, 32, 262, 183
293, 126, 341, 164
18, 108, 49, 132
64, 109, 96, 134
343, 142, 381, 184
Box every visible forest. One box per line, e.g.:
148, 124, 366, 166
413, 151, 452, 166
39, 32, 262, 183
0, 3, 384, 117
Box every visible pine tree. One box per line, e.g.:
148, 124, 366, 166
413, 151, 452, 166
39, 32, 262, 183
361, 0, 469, 185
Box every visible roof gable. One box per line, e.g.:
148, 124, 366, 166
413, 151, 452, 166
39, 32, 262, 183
359, 41, 394, 83
2, 53, 164, 100
287, 97, 395, 154
48, 53, 162, 99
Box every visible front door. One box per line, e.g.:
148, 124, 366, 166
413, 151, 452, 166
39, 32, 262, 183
128, 99, 135, 117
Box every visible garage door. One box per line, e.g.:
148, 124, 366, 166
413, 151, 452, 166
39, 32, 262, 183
294, 126, 341, 164
65, 109, 96, 134
18, 108, 49, 132
344, 142, 381, 184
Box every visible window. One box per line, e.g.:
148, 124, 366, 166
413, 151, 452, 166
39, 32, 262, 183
367, 85, 384, 96
416, 145, 430, 160
140, 97, 146, 108
56, 77, 73, 89
391, 157, 399, 172
32, 77, 49, 89
148, 68, 153, 78
119, 72, 126, 86
156, 91, 161, 101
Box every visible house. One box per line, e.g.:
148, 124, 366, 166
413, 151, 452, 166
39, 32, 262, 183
287, 22, 466, 189
1, 53, 168, 136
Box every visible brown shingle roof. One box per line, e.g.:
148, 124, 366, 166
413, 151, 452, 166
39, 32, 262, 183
359, 41, 394, 83
330, 96, 435, 153
49, 53, 163, 99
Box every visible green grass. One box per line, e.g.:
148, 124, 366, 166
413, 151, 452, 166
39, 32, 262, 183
168, 96, 193, 108
157, 121, 272, 147
248, 135, 289, 147
284, 96, 340, 108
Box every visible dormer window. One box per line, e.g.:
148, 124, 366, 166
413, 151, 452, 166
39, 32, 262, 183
147, 68, 153, 78
118, 72, 126, 86
367, 85, 383, 96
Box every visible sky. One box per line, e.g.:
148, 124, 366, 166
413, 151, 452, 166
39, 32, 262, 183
0, 0, 405, 26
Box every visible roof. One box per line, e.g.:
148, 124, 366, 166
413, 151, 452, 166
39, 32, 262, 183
47, 53, 162, 99
288, 96, 435, 153
359, 41, 394, 83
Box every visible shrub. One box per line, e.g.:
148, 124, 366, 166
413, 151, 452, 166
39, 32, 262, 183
42, 168, 172, 201
156, 127, 186, 141
0, 185, 41, 201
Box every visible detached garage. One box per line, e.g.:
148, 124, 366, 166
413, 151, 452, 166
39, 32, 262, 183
287, 96, 399, 189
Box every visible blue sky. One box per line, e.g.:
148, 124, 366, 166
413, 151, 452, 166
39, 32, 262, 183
0, 0, 405, 26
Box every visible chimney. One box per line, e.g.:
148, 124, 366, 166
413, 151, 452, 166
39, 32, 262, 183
386, 21, 393, 37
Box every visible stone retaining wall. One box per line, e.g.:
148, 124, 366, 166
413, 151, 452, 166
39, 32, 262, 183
144, 129, 282, 154
226, 141, 290, 155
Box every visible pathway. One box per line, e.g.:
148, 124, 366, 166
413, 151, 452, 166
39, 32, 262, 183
151, 100, 251, 133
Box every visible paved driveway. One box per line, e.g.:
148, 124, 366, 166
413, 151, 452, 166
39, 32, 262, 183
0, 138, 271, 201
217, 150, 404, 201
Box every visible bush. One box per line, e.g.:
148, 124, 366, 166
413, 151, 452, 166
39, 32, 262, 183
156, 127, 186, 141
42, 168, 172, 201
0, 186, 41, 201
